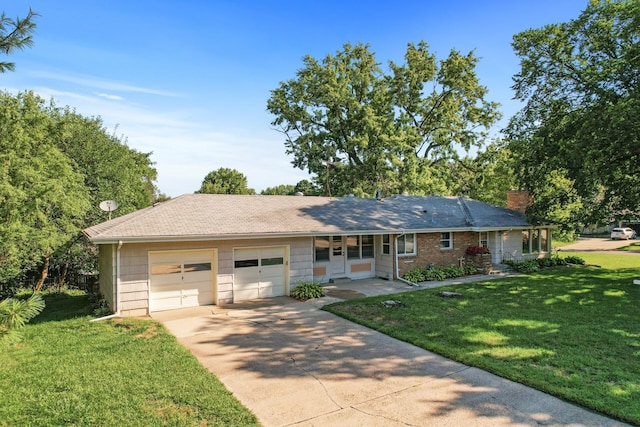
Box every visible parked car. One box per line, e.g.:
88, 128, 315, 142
610, 227, 637, 240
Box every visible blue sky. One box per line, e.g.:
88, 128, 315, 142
3, 1, 588, 197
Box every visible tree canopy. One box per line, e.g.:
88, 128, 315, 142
507, 0, 640, 225
197, 168, 256, 195
0, 91, 159, 297
0, 8, 38, 73
267, 41, 500, 197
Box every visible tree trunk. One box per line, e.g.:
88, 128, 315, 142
34, 251, 50, 292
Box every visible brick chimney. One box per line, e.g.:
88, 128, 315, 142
506, 190, 531, 213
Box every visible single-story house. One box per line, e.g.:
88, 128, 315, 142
83, 192, 553, 316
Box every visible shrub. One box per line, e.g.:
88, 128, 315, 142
403, 269, 426, 283
509, 260, 540, 273
564, 255, 585, 265
290, 282, 325, 301
464, 265, 478, 275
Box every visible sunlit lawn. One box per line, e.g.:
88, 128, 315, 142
619, 242, 640, 252
0, 291, 259, 427
325, 258, 640, 425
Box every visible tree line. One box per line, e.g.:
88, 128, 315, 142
4, 0, 640, 297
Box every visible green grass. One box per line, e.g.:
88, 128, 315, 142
0, 291, 259, 427
325, 266, 640, 425
619, 242, 640, 252
561, 251, 640, 270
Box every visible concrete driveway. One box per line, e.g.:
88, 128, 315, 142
558, 236, 637, 252
152, 281, 627, 427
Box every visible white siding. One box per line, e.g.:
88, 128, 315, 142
375, 235, 394, 280
113, 236, 313, 315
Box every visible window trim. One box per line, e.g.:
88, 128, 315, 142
440, 232, 452, 250
479, 231, 489, 248
397, 233, 416, 256
382, 234, 391, 255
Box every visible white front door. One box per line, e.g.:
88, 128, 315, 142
330, 236, 345, 275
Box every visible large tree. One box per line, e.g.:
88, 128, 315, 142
0, 8, 38, 73
267, 42, 500, 197
197, 168, 256, 195
0, 92, 90, 295
507, 0, 640, 225
0, 92, 160, 295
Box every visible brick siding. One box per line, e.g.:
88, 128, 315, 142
397, 231, 478, 277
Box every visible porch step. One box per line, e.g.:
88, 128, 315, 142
330, 277, 352, 284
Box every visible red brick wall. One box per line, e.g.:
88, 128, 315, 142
506, 190, 531, 213
397, 231, 478, 277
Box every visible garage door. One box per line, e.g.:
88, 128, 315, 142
149, 250, 215, 312
234, 247, 286, 301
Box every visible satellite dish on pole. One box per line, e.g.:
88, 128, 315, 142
99, 200, 119, 220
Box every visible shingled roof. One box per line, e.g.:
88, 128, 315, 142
83, 194, 531, 243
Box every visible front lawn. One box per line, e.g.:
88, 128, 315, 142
619, 242, 640, 252
0, 291, 259, 427
325, 266, 640, 425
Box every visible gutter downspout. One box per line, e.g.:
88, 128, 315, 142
395, 232, 419, 287
91, 240, 123, 322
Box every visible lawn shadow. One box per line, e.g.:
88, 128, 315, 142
30, 292, 93, 323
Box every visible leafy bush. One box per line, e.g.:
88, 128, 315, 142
507, 260, 540, 273
403, 269, 426, 283
290, 282, 325, 301
564, 255, 586, 265
464, 265, 478, 275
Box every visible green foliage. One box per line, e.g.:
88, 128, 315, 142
563, 255, 585, 265
0, 293, 44, 344
0, 8, 38, 73
504, 260, 540, 273
0, 92, 91, 294
0, 91, 159, 296
290, 282, 325, 301
508, 0, 640, 225
403, 264, 475, 283
268, 41, 500, 197
261, 184, 296, 195
197, 167, 256, 195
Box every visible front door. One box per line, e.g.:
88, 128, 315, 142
331, 236, 345, 275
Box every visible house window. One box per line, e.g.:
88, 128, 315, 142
532, 229, 540, 253
362, 235, 374, 258
314, 236, 330, 262
347, 235, 375, 259
347, 235, 360, 259
440, 232, 452, 250
397, 233, 415, 256
479, 232, 489, 248
382, 234, 391, 255
522, 230, 530, 254
540, 229, 548, 252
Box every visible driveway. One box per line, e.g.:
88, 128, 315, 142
152, 280, 626, 427
558, 236, 637, 252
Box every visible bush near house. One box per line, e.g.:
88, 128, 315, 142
505, 255, 585, 273
403, 264, 477, 283
290, 281, 325, 301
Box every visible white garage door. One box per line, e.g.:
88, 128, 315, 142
234, 247, 286, 301
149, 250, 215, 312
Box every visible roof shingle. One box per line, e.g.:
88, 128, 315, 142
83, 194, 530, 243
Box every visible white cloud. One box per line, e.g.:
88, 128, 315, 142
28, 69, 179, 97
96, 92, 124, 101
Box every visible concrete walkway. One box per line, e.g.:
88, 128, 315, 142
152, 278, 628, 427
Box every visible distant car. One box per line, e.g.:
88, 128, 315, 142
610, 227, 637, 240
